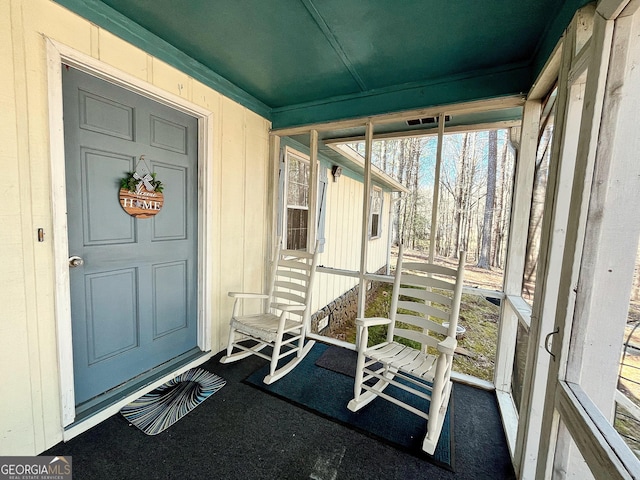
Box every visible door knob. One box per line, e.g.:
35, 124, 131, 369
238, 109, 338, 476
68, 255, 84, 267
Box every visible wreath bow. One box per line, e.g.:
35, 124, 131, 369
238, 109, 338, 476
133, 172, 155, 191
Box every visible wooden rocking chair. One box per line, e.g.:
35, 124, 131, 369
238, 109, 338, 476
348, 245, 466, 454
220, 241, 320, 384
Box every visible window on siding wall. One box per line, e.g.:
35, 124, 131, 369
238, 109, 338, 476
285, 152, 310, 250
279, 146, 328, 252
370, 187, 383, 239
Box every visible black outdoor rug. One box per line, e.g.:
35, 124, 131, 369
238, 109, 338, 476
244, 342, 454, 470
121, 367, 226, 435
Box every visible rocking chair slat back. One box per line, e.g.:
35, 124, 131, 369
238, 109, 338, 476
394, 327, 442, 350
394, 313, 449, 336
397, 287, 453, 308
396, 301, 451, 324
399, 273, 456, 292
279, 258, 312, 271
274, 279, 308, 294
271, 290, 307, 306
401, 262, 459, 278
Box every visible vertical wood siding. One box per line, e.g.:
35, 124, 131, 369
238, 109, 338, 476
1, 0, 270, 454
311, 165, 392, 312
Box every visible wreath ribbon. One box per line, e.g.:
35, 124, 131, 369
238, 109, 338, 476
133, 172, 155, 191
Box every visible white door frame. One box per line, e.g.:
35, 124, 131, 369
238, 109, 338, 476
46, 38, 214, 433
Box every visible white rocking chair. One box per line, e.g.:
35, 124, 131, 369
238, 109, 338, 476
220, 241, 320, 384
348, 245, 466, 454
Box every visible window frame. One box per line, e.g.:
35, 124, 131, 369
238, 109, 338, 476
513, 5, 640, 479
283, 148, 311, 251
369, 186, 383, 239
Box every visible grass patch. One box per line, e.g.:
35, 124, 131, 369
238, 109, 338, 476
615, 404, 640, 456
454, 294, 499, 382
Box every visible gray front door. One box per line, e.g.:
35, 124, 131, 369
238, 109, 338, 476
63, 66, 199, 405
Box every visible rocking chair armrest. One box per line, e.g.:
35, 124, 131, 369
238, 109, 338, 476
437, 335, 457, 355
228, 292, 269, 299
355, 317, 392, 328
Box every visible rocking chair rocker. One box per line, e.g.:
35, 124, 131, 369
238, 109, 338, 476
220, 240, 320, 384
348, 245, 466, 454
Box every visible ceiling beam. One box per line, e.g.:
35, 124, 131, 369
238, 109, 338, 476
300, 0, 368, 91
271, 95, 526, 137
271, 65, 530, 129
321, 119, 522, 144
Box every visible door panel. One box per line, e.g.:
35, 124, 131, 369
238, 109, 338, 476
151, 163, 187, 240
86, 268, 139, 363
150, 115, 188, 153
63, 66, 198, 405
79, 89, 135, 140
152, 261, 188, 337
81, 149, 135, 244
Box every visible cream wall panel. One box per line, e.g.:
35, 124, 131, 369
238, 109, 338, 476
335, 176, 362, 270
192, 79, 222, 111
33, 0, 93, 56
23, 41, 54, 217
366, 191, 392, 272
98, 29, 148, 81
151, 57, 192, 100
7, 0, 52, 454
218, 97, 248, 346
196, 85, 224, 351
1, 0, 271, 454
311, 176, 392, 313
24, 6, 85, 448
0, 12, 20, 212
316, 167, 331, 311
335, 172, 352, 296
243, 112, 269, 297
344, 178, 361, 288
1, 1, 36, 455
348, 183, 362, 283
0, 323, 35, 454
0, 251, 35, 455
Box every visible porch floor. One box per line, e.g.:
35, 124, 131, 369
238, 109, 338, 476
43, 347, 515, 479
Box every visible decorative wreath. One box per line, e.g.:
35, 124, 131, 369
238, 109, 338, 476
120, 171, 164, 193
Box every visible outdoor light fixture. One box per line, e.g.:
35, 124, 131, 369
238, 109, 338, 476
331, 165, 342, 182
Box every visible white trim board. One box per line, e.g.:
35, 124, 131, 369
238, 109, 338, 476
271, 96, 526, 137
46, 38, 214, 428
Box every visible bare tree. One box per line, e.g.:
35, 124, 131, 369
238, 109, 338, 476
478, 130, 497, 268
524, 124, 552, 290
453, 133, 469, 258
346, 129, 513, 268
492, 139, 512, 267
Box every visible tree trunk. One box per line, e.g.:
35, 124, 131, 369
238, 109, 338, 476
478, 130, 497, 269
462, 133, 477, 256
395, 140, 406, 244
453, 133, 469, 258
492, 141, 507, 267
411, 139, 420, 248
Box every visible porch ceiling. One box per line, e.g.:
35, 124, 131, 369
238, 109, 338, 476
57, 0, 589, 129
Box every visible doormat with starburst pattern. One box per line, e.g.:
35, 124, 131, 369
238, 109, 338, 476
121, 368, 226, 435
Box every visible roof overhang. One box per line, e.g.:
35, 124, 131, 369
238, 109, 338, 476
324, 144, 408, 194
